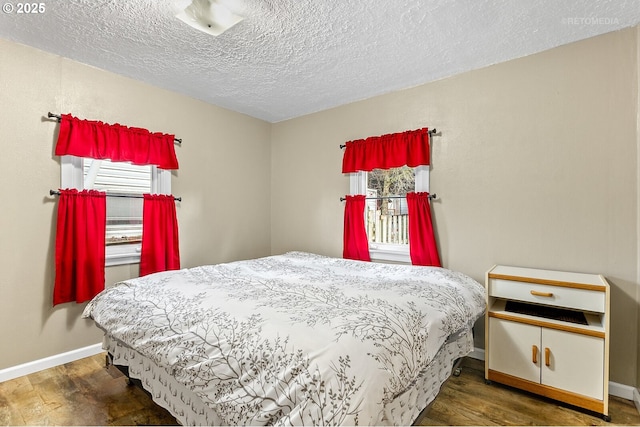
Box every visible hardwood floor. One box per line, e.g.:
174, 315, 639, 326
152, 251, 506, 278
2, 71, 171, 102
0, 353, 178, 426
0, 353, 638, 426
417, 358, 640, 426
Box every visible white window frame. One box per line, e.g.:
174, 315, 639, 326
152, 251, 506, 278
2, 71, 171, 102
61, 155, 171, 266
349, 165, 429, 263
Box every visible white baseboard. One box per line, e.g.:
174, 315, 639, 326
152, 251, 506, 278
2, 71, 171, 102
0, 343, 103, 383
466, 347, 636, 402
609, 381, 636, 401
468, 346, 485, 361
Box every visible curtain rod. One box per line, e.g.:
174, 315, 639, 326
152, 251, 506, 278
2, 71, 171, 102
47, 113, 182, 145
339, 128, 437, 149
340, 194, 436, 202
49, 189, 182, 202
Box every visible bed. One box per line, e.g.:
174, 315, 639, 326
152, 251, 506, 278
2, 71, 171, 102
82, 251, 486, 425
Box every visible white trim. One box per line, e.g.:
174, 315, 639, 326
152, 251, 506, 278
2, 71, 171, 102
608, 381, 636, 401
105, 242, 142, 267
349, 171, 366, 195
415, 165, 430, 192
60, 155, 83, 188
467, 346, 636, 401
0, 343, 103, 383
152, 167, 171, 195
370, 243, 411, 263
468, 346, 485, 361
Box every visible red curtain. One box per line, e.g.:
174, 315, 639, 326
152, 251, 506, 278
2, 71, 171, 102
343, 195, 371, 261
342, 128, 430, 173
406, 192, 441, 267
140, 194, 180, 276
53, 189, 106, 305
55, 114, 179, 170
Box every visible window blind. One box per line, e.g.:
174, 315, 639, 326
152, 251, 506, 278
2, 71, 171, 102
83, 159, 151, 243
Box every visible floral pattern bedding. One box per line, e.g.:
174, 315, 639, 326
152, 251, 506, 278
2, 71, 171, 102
83, 252, 485, 426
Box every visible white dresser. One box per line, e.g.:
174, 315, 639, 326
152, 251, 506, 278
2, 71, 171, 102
485, 265, 610, 420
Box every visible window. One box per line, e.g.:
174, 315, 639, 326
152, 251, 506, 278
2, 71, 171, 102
350, 165, 429, 262
61, 156, 171, 266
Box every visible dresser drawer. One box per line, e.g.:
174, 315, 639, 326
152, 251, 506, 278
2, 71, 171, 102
489, 278, 605, 313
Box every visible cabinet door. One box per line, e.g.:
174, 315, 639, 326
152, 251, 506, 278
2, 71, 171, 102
541, 328, 604, 399
489, 317, 540, 383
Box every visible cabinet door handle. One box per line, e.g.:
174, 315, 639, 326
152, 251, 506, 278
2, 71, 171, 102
530, 290, 554, 297
532, 345, 538, 364
545, 347, 551, 367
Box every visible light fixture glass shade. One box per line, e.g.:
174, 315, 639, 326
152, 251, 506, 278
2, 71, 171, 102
176, 0, 243, 36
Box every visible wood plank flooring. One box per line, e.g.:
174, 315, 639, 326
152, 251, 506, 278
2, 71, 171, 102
0, 353, 178, 426
0, 353, 638, 426
417, 358, 640, 426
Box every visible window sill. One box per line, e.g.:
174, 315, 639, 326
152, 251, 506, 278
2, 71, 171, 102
106, 243, 141, 267
369, 245, 411, 264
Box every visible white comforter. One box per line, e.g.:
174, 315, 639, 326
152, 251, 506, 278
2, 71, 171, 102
83, 252, 485, 426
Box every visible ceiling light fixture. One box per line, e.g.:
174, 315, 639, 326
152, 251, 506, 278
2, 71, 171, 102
175, 0, 244, 36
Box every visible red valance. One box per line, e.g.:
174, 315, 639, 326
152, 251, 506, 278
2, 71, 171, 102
342, 128, 430, 173
55, 114, 179, 170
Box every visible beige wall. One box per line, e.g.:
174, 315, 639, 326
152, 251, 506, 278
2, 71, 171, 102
272, 28, 639, 387
0, 38, 272, 370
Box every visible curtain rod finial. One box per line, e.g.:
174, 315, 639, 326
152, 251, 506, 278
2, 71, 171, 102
47, 112, 61, 122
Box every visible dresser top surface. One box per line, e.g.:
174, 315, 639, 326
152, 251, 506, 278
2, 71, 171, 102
487, 265, 608, 288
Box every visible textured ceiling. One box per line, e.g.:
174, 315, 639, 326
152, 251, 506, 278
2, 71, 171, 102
1, 0, 639, 122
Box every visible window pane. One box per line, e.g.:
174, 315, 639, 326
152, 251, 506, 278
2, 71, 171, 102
105, 197, 144, 244
83, 159, 151, 245
366, 166, 414, 245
